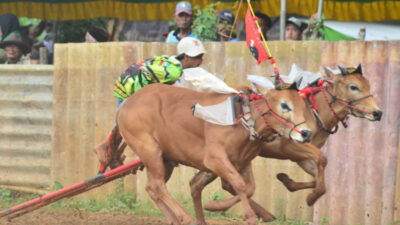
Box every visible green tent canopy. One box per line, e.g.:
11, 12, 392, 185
0, 0, 399, 21
323, 26, 355, 41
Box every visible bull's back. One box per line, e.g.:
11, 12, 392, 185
118, 84, 232, 162
124, 83, 232, 116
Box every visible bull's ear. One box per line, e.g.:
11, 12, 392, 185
295, 76, 303, 90
288, 82, 299, 91
324, 67, 335, 79
354, 64, 362, 75
338, 65, 349, 75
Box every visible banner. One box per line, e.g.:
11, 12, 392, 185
245, 6, 269, 64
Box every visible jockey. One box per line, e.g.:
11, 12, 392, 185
94, 37, 206, 171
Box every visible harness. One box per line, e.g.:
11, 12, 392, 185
298, 79, 374, 133
235, 91, 305, 143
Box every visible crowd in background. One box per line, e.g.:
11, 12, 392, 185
0, 1, 319, 65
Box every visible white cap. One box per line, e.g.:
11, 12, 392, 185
177, 37, 206, 57
286, 17, 302, 29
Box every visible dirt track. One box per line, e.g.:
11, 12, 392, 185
0, 210, 246, 225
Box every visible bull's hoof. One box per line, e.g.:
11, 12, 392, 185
258, 211, 276, 222
109, 154, 126, 169
277, 173, 296, 192
245, 216, 258, 225
306, 193, 317, 206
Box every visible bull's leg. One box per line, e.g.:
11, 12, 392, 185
124, 135, 194, 225
189, 171, 217, 225
204, 151, 257, 225
204, 163, 276, 222
305, 154, 327, 206
275, 143, 327, 206
109, 126, 127, 169
204, 163, 255, 211
276, 160, 317, 192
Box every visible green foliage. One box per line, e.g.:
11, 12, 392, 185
191, 2, 220, 41
52, 181, 64, 190
0, 189, 39, 206
105, 179, 138, 214
318, 216, 330, 225
55, 18, 108, 43
1, 189, 12, 202
211, 192, 226, 201
315, 14, 326, 36
268, 197, 313, 225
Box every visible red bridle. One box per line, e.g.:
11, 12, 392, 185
299, 79, 374, 127
237, 93, 305, 136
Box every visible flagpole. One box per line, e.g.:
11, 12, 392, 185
228, 0, 243, 41
280, 0, 286, 40
317, 0, 324, 18
247, 0, 282, 83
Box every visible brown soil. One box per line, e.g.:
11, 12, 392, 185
0, 209, 246, 225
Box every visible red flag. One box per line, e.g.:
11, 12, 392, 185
245, 6, 269, 64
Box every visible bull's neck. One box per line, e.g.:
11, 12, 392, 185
313, 85, 349, 130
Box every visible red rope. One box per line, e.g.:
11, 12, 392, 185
336, 99, 374, 114
319, 85, 346, 122
251, 96, 305, 135
317, 80, 374, 124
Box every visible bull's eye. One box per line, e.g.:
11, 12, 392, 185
349, 84, 360, 92
280, 102, 291, 113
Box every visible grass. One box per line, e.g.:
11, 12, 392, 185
0, 179, 238, 221
0, 185, 322, 224
4, 183, 398, 225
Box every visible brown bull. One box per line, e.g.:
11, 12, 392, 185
116, 83, 312, 225
190, 65, 382, 224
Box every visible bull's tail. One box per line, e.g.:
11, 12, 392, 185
98, 124, 127, 173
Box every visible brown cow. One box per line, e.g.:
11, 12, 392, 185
191, 65, 382, 224
116, 83, 312, 225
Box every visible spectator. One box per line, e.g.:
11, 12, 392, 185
94, 37, 206, 168
0, 14, 20, 41
254, 11, 272, 40
165, 1, 197, 42
31, 21, 55, 64
86, 25, 110, 43
0, 31, 30, 64
216, 10, 238, 42
285, 17, 304, 41
42, 22, 55, 61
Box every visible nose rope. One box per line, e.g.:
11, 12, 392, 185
335, 97, 374, 114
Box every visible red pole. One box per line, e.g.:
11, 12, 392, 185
0, 159, 143, 219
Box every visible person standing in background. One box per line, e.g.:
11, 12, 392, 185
0, 31, 31, 64
254, 11, 272, 40
216, 10, 238, 42
165, 1, 197, 42
285, 17, 304, 41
